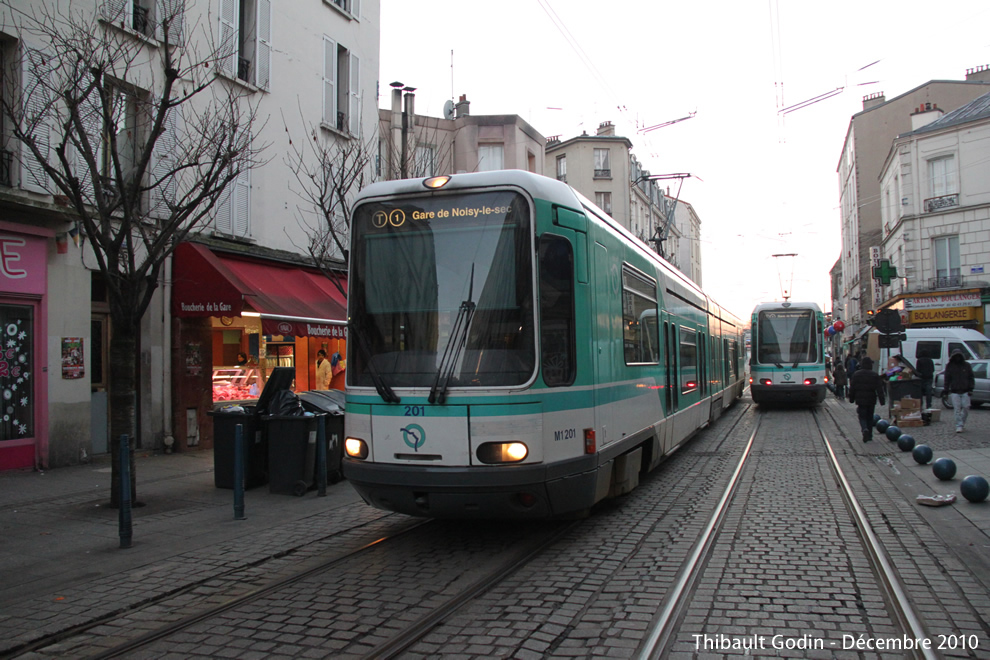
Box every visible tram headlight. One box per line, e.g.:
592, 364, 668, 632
759, 379, 772, 386
804, 378, 818, 385
476, 442, 528, 464
345, 437, 369, 460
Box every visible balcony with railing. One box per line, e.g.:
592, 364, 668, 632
132, 5, 153, 37
594, 168, 611, 178
924, 193, 959, 213
929, 274, 963, 289
238, 57, 251, 83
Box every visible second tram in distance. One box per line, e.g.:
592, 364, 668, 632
749, 301, 827, 404
342, 170, 747, 519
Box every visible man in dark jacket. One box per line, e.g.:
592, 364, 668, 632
942, 350, 975, 433
848, 357, 885, 442
914, 351, 935, 410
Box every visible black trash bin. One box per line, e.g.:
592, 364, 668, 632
265, 409, 325, 496
209, 367, 296, 489
298, 390, 346, 484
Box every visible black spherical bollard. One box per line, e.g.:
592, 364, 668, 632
872, 413, 881, 427
933, 457, 957, 481
960, 475, 989, 503
897, 434, 915, 452
885, 425, 902, 442
912, 444, 933, 464
875, 419, 890, 435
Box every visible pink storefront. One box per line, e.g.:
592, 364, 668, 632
0, 222, 49, 470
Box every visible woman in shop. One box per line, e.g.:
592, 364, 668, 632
315, 349, 332, 389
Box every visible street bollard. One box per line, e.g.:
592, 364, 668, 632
233, 423, 245, 520
316, 415, 327, 497
119, 434, 133, 549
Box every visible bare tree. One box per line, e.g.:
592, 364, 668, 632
284, 113, 373, 298
0, 1, 264, 505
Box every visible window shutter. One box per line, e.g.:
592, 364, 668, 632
350, 0, 361, 19
19, 47, 51, 194
256, 0, 272, 89
75, 88, 104, 202
322, 36, 336, 126
348, 53, 360, 135
103, 0, 131, 25
150, 106, 180, 218
156, 0, 185, 45
218, 0, 238, 78
214, 185, 233, 234
233, 167, 250, 236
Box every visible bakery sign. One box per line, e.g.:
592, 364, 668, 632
903, 292, 980, 310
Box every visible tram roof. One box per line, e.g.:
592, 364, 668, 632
353, 170, 582, 208
751, 301, 823, 315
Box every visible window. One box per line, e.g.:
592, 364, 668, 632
679, 327, 698, 393
556, 155, 566, 182
219, 0, 272, 89
0, 303, 34, 441
414, 145, 435, 177
622, 267, 658, 365
0, 40, 11, 186
322, 36, 361, 135
104, 86, 139, 184
595, 192, 612, 216
933, 236, 960, 280
478, 144, 503, 172
539, 235, 575, 386
929, 156, 957, 198
102, 1, 184, 42
326, 0, 361, 17
594, 148, 610, 178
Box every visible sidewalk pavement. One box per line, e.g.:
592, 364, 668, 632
0, 448, 365, 615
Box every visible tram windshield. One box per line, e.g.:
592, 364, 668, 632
756, 309, 818, 364
349, 190, 535, 389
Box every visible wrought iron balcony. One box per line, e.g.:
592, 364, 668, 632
924, 193, 959, 213
929, 274, 962, 289
237, 57, 251, 82
0, 149, 11, 187
132, 5, 152, 37
594, 168, 611, 178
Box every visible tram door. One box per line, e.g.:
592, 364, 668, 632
592, 242, 617, 446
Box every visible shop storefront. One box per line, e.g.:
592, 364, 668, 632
901, 291, 983, 332
170, 241, 347, 451
0, 223, 50, 470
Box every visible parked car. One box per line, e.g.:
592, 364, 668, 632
935, 360, 990, 409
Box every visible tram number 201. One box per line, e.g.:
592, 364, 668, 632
404, 405, 425, 417
554, 428, 576, 442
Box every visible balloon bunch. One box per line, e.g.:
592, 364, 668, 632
824, 320, 846, 337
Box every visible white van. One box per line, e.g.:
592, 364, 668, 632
898, 328, 990, 374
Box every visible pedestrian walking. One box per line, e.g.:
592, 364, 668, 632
848, 357, 885, 442
832, 362, 847, 399
942, 350, 975, 433
845, 352, 859, 376
914, 350, 935, 410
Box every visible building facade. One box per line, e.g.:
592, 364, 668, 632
0, 0, 380, 469
877, 88, 990, 333
834, 70, 990, 349
545, 122, 702, 284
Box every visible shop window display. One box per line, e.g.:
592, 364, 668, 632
0, 304, 33, 441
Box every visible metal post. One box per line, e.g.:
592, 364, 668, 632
118, 434, 132, 549
233, 424, 245, 520
316, 415, 327, 497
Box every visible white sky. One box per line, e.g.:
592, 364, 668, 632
379, 0, 990, 321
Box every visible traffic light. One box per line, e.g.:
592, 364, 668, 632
865, 310, 875, 326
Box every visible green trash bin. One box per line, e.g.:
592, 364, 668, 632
265, 413, 324, 496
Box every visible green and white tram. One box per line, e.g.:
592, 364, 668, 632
343, 171, 746, 518
749, 301, 827, 405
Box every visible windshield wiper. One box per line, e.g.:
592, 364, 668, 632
350, 321, 400, 404
429, 264, 476, 405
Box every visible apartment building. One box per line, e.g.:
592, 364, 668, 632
0, 0, 380, 468
878, 88, 990, 333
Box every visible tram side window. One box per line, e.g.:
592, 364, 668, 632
539, 234, 576, 386
621, 267, 659, 365
680, 327, 698, 392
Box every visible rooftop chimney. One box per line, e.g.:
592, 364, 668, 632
862, 92, 885, 111
596, 121, 615, 136
910, 101, 944, 131
966, 64, 990, 83
455, 93, 470, 118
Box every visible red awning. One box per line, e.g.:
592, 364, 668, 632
171, 242, 347, 335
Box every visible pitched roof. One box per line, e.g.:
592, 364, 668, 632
906, 90, 990, 136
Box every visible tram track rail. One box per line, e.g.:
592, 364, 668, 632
634, 405, 937, 660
